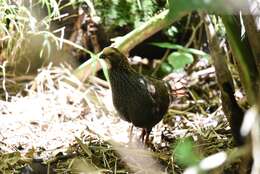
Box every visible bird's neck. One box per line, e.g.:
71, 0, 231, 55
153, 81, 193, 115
110, 62, 133, 74
109, 66, 130, 79
108, 65, 136, 88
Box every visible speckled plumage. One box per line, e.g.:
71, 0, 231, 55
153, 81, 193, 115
101, 47, 170, 142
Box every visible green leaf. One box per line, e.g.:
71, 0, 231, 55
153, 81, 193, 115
186, 48, 210, 59
168, 0, 174, 11
168, 0, 247, 16
173, 138, 200, 167
151, 42, 210, 59
187, 48, 206, 56
150, 42, 183, 50
160, 62, 173, 75
168, 51, 194, 70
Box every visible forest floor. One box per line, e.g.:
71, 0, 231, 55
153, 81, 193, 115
0, 60, 236, 173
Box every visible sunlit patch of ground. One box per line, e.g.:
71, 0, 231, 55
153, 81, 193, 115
0, 66, 134, 157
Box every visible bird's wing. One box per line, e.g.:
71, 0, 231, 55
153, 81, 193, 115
137, 76, 160, 105
142, 76, 170, 114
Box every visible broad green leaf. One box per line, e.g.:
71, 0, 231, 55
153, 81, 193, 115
168, 51, 193, 70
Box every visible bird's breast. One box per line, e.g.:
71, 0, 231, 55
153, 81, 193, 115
108, 69, 169, 128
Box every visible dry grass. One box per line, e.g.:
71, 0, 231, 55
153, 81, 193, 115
0, 63, 235, 173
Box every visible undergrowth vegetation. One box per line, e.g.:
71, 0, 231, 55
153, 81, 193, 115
0, 0, 259, 174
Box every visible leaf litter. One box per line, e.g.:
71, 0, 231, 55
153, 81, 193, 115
0, 63, 234, 173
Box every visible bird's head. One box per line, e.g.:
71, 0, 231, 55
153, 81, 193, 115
100, 47, 129, 69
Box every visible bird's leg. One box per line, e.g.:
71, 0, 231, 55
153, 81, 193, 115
140, 128, 146, 142
144, 129, 151, 144
128, 124, 134, 143
140, 128, 152, 144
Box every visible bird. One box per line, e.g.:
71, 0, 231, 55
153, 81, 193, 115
100, 47, 171, 143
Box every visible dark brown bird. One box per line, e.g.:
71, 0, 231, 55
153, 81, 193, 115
100, 47, 171, 143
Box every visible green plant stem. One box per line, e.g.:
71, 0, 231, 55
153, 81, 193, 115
73, 0, 245, 81
151, 49, 170, 76
114, 10, 184, 54
73, 9, 186, 81
221, 15, 259, 104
